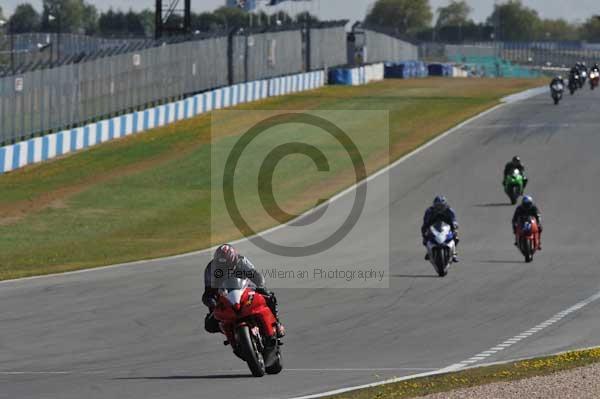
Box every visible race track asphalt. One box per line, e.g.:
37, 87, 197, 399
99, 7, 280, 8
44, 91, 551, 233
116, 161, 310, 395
2, 86, 600, 399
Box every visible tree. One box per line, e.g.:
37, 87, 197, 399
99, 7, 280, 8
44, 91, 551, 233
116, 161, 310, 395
193, 12, 223, 32
295, 11, 319, 25
486, 0, 540, 41
580, 16, 600, 42
365, 0, 433, 37
98, 9, 127, 36
97, 9, 152, 37
126, 10, 145, 36
436, 0, 472, 28
82, 2, 98, 34
9, 3, 41, 33
41, 0, 97, 34
213, 6, 249, 29
138, 9, 154, 37
255, 11, 271, 27
273, 11, 293, 25
537, 18, 577, 41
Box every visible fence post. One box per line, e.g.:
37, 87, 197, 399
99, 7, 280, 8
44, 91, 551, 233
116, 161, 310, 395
305, 22, 312, 72
244, 32, 249, 83
227, 29, 234, 86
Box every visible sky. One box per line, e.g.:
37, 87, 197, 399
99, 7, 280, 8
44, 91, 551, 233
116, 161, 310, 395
1, 0, 598, 24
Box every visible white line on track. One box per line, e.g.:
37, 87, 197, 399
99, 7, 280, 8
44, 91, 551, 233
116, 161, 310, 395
467, 123, 585, 129
289, 369, 453, 399
291, 288, 600, 399
0, 371, 82, 375
441, 289, 600, 372
285, 368, 438, 372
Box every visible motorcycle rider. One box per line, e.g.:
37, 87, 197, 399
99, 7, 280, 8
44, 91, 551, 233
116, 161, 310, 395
570, 64, 580, 76
512, 196, 542, 250
549, 75, 564, 90
422, 196, 459, 263
569, 64, 580, 86
578, 62, 588, 86
503, 156, 528, 189
202, 244, 285, 337
590, 63, 600, 84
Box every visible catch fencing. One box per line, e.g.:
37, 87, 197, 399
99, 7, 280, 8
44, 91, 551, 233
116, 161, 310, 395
231, 29, 303, 84
4, 33, 142, 55
442, 42, 600, 68
309, 24, 348, 70
0, 36, 229, 145
363, 28, 419, 64
0, 22, 348, 146
0, 33, 147, 75
0, 70, 325, 174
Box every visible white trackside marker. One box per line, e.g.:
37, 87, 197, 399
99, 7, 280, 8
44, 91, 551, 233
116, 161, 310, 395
441, 289, 600, 372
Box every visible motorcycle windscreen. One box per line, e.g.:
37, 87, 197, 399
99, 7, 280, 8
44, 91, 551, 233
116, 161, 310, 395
218, 277, 253, 305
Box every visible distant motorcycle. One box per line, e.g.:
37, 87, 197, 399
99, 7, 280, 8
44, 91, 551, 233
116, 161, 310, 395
569, 74, 579, 95
515, 216, 540, 263
504, 169, 525, 205
550, 81, 564, 105
425, 221, 456, 277
580, 69, 588, 87
590, 69, 599, 90
214, 278, 283, 377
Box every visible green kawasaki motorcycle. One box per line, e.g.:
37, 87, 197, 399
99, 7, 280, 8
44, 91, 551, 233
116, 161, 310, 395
504, 169, 525, 205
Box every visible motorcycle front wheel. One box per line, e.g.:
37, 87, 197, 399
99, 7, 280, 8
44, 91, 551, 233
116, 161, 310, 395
520, 238, 534, 263
509, 185, 520, 205
237, 325, 266, 377
433, 247, 449, 277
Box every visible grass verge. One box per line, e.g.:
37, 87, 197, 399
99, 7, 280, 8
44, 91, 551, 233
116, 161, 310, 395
323, 347, 600, 399
0, 77, 545, 280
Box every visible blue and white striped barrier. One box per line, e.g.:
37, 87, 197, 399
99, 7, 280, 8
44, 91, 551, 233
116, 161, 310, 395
328, 63, 385, 86
0, 70, 325, 174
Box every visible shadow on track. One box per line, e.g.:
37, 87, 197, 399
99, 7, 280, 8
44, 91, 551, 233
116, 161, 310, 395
474, 203, 513, 208
115, 374, 251, 380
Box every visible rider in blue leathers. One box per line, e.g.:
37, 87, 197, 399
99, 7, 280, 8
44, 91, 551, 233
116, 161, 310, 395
421, 196, 459, 262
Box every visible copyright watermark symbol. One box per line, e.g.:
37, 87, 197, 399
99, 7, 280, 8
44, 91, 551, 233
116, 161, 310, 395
210, 110, 390, 288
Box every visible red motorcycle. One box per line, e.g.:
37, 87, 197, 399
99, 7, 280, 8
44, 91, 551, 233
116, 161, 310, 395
590, 68, 599, 90
213, 278, 283, 377
515, 216, 540, 263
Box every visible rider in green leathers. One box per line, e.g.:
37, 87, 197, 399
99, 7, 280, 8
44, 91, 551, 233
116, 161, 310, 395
503, 156, 528, 188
